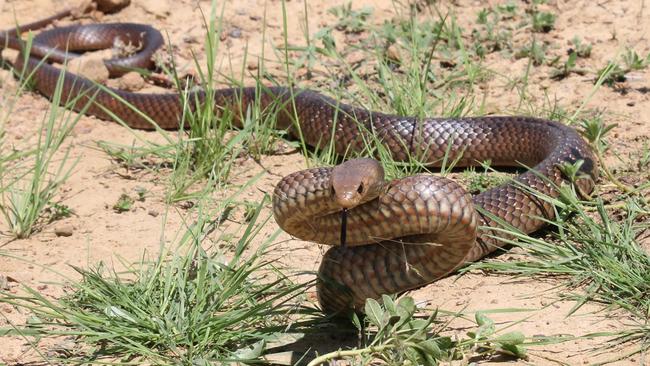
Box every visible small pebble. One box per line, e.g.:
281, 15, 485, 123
148, 209, 159, 217
183, 35, 199, 44
118, 71, 146, 91
90, 0, 130, 13
247, 60, 259, 70
54, 224, 74, 237
540, 298, 550, 306
385, 44, 401, 63
229, 27, 243, 38
67, 53, 110, 83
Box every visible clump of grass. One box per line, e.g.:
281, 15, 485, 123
471, 3, 522, 58
549, 49, 590, 80
328, 2, 373, 34
462, 161, 511, 194
466, 170, 650, 359
638, 143, 650, 170
45, 202, 73, 222
0, 195, 313, 364
622, 48, 650, 71
100, 1, 290, 204
595, 48, 650, 86
570, 36, 592, 58
596, 62, 626, 86
0, 66, 83, 238
514, 39, 546, 66
530, 11, 555, 33
112, 193, 134, 213
288, 5, 491, 174
159, 4, 246, 203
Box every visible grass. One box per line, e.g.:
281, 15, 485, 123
1, 0, 650, 364
92, 1, 291, 204
0, 58, 85, 239
0, 189, 316, 364
465, 176, 650, 361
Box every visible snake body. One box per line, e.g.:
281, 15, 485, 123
1, 4, 597, 313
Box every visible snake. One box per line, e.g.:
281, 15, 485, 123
1, 1, 597, 314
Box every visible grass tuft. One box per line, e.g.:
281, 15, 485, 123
0, 63, 83, 239
0, 192, 314, 364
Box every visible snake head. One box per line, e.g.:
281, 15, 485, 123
330, 158, 385, 209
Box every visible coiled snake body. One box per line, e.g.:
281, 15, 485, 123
1, 2, 597, 314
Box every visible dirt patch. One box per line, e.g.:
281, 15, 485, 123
1, 0, 649, 364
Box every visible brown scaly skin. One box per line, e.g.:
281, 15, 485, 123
2, 4, 598, 314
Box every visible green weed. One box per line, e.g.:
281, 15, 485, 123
515, 39, 546, 66
309, 296, 530, 365
328, 3, 374, 34
571, 36, 592, 58
112, 193, 134, 213
0, 66, 83, 238
531, 12, 555, 33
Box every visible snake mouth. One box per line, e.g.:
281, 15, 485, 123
335, 191, 362, 209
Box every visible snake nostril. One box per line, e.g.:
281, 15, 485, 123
357, 183, 364, 194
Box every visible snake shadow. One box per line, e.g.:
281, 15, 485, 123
263, 314, 360, 365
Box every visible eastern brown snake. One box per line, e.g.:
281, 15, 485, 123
1, 1, 598, 314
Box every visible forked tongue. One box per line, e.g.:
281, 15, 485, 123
340, 208, 348, 249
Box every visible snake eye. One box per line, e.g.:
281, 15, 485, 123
357, 182, 364, 194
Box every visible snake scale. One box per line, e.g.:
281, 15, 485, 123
1, 1, 597, 314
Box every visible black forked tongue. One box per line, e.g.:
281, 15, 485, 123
340, 208, 348, 249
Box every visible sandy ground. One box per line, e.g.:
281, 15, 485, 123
1, 0, 649, 364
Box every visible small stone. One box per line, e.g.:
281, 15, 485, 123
183, 35, 199, 44
539, 79, 551, 89
540, 298, 549, 306
229, 27, 242, 38
179, 201, 195, 209
625, 72, 645, 83
92, 0, 130, 13
37, 284, 48, 291
148, 209, 159, 217
118, 71, 145, 91
73, 120, 95, 135
54, 224, 74, 237
385, 44, 401, 63
2, 48, 20, 62
247, 60, 259, 70
67, 52, 110, 83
